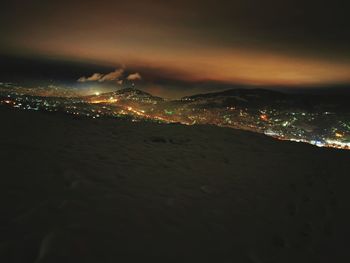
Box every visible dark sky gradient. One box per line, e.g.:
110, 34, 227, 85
1, 0, 350, 97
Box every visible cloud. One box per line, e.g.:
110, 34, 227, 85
78, 69, 124, 83
127, 72, 142, 81
78, 73, 104, 82
78, 69, 141, 84
99, 68, 124, 82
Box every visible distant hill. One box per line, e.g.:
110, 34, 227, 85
85, 88, 163, 104
83, 87, 350, 112
182, 88, 286, 100
181, 88, 350, 111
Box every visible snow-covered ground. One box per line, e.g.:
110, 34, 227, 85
0, 107, 349, 263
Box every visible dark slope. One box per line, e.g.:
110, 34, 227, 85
0, 107, 349, 263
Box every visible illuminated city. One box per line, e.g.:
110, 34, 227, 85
1, 83, 349, 150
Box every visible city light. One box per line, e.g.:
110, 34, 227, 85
1, 87, 350, 150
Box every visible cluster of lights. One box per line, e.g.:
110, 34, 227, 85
1, 89, 350, 151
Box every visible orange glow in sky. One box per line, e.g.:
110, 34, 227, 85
3, 0, 350, 88
18, 37, 350, 87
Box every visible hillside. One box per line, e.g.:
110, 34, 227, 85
0, 107, 349, 263
84, 88, 163, 104
182, 88, 350, 111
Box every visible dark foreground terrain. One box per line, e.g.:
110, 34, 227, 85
0, 107, 349, 263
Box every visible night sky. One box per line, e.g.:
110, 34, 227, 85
1, 0, 350, 98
